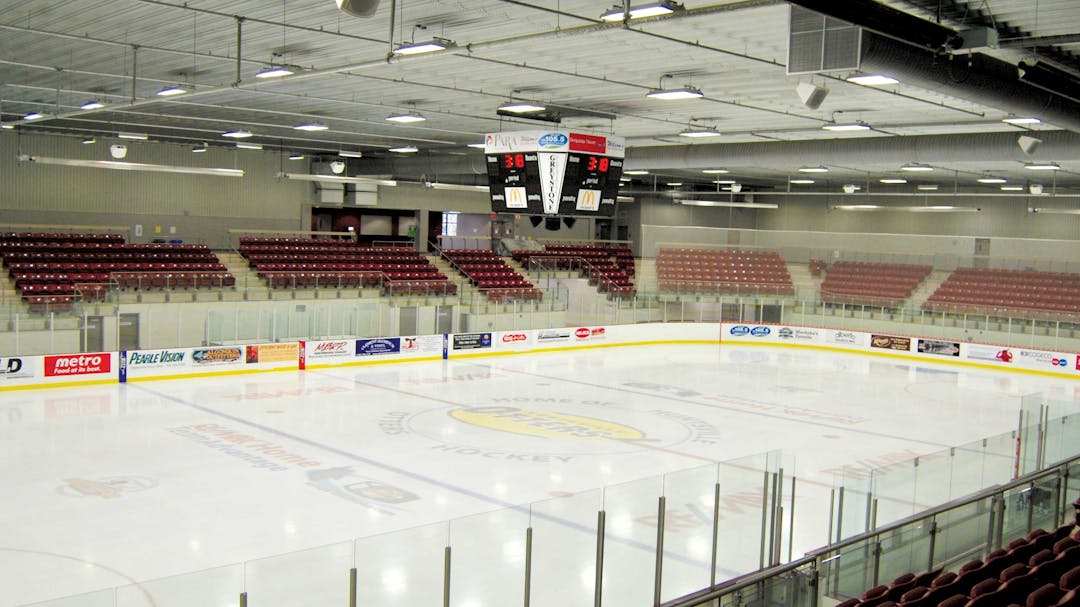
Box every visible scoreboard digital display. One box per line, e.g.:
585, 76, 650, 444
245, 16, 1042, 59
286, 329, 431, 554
484, 130, 624, 217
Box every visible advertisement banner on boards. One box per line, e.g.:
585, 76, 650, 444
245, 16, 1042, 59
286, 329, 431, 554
452, 333, 492, 351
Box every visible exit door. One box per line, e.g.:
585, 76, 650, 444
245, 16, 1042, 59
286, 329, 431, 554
82, 315, 104, 353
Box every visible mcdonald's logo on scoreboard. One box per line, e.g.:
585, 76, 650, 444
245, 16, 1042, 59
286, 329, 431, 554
504, 187, 528, 209
575, 189, 601, 212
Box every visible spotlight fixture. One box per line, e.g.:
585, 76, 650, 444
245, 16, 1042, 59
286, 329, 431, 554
385, 112, 426, 123
338, 150, 364, 158
498, 102, 546, 113
117, 132, 149, 140
392, 38, 455, 56
1024, 162, 1061, 171
701, 169, 730, 174
822, 122, 871, 132
191, 143, 208, 153
80, 100, 105, 110
798, 166, 829, 173
156, 84, 190, 97
236, 142, 263, 150
646, 85, 704, 100
678, 126, 721, 138
846, 74, 900, 86
900, 163, 934, 172
600, 1, 683, 21
255, 65, 295, 79
388, 146, 419, 153
222, 130, 253, 138
1002, 116, 1041, 125
24, 111, 44, 120
293, 123, 329, 131
976, 176, 1007, 184
879, 178, 908, 184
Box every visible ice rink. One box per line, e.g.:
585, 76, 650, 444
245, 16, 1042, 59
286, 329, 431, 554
2, 343, 1078, 606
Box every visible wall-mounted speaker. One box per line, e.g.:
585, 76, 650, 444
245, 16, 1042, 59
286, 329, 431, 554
1017, 135, 1042, 156
563, 217, 576, 229
796, 82, 829, 110
336, 0, 380, 17
529, 216, 543, 227
545, 217, 561, 231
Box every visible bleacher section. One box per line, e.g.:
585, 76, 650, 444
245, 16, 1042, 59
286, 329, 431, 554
239, 237, 456, 296
924, 268, 1080, 317
655, 248, 794, 296
821, 261, 932, 307
442, 249, 541, 302
511, 243, 636, 299
1, 232, 234, 312
835, 513, 1080, 607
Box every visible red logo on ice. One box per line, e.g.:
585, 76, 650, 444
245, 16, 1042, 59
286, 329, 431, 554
996, 350, 1013, 363
44, 353, 111, 377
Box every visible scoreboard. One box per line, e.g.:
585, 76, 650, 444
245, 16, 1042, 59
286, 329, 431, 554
484, 130, 625, 217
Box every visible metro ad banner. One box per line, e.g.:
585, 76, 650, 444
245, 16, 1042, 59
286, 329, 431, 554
0, 352, 118, 390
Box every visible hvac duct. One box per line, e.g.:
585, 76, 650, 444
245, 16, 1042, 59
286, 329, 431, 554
787, 0, 961, 50
859, 32, 1080, 134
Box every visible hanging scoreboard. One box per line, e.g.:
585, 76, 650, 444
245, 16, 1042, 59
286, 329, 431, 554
484, 130, 625, 217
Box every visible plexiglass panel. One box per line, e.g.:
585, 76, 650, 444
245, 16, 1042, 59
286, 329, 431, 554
660, 464, 718, 603
448, 506, 530, 607
243, 541, 352, 607
354, 521, 448, 607
601, 475, 662, 607
114, 564, 243, 607
529, 489, 602, 607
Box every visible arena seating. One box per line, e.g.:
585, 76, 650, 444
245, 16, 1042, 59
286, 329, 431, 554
820, 261, 932, 307
1, 232, 234, 312
833, 510, 1080, 607
239, 237, 456, 296
924, 268, 1080, 317
511, 243, 636, 299
656, 248, 794, 296
443, 248, 541, 302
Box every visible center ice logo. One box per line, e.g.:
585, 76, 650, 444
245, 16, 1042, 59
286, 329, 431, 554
449, 406, 648, 441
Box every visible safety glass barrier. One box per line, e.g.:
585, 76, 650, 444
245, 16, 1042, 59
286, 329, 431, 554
660, 464, 721, 602
831, 467, 874, 543
353, 521, 448, 607
529, 488, 603, 607
243, 541, 353, 607
17, 589, 118, 607
448, 505, 530, 607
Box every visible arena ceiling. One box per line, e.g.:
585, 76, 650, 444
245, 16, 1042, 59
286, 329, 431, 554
2, 0, 1079, 198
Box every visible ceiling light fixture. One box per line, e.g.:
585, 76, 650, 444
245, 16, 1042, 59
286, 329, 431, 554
117, 132, 149, 140
846, 74, 900, 86
236, 142, 263, 150
1024, 162, 1061, 171
279, 172, 397, 186
624, 169, 649, 175
666, 182, 683, 187
388, 146, 418, 153
288, 152, 304, 160
1002, 116, 1041, 125
466, 143, 486, 149
338, 150, 364, 158
156, 84, 190, 97
222, 130, 253, 138
386, 112, 426, 123
19, 155, 243, 177
879, 178, 908, 184
702, 169, 729, 174
798, 166, 829, 173
392, 38, 456, 56
81, 136, 96, 145
256, 66, 295, 79
646, 85, 704, 100
822, 122, 871, 132
80, 100, 105, 110
1, 123, 14, 129
789, 179, 815, 185
24, 112, 44, 120
678, 126, 721, 138
977, 176, 1007, 184
293, 123, 329, 131
498, 102, 546, 113
916, 184, 939, 191
1029, 207, 1080, 215
191, 143, 208, 153
600, 1, 683, 21
711, 179, 736, 185
901, 163, 934, 172
678, 200, 779, 209
1001, 185, 1024, 192
833, 204, 979, 212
